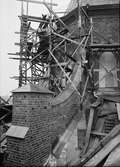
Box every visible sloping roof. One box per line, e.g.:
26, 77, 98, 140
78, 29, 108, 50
53, 110, 86, 157
12, 83, 53, 94
6, 125, 29, 139
66, 0, 120, 13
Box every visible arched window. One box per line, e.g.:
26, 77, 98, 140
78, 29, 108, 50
99, 52, 118, 88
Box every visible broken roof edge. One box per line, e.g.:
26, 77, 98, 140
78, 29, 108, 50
61, 2, 119, 25
12, 83, 54, 94
66, 0, 120, 14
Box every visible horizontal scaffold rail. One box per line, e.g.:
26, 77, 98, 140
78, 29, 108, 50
11, 76, 49, 81
8, 52, 21, 55
17, 0, 58, 6
9, 57, 30, 60
19, 15, 50, 23
89, 43, 120, 49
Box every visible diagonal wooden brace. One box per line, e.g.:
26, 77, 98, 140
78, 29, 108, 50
82, 107, 94, 154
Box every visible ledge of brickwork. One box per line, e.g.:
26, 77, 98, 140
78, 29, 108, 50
12, 83, 53, 94
6, 125, 29, 139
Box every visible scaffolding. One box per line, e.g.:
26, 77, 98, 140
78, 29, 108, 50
9, 0, 91, 96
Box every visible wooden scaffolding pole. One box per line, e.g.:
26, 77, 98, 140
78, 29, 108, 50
17, 0, 58, 6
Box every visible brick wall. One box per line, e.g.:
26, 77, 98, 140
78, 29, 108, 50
6, 92, 53, 166
92, 16, 119, 43
64, 5, 119, 44
7, 137, 27, 166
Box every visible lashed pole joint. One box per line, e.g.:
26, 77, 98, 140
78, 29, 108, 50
48, 49, 82, 98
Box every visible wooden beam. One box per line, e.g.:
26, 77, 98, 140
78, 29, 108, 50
92, 48, 118, 52
0, 110, 12, 121
15, 31, 32, 35
19, 15, 50, 23
85, 134, 120, 166
15, 42, 20, 46
81, 6, 89, 21
91, 131, 107, 137
83, 108, 94, 154
11, 76, 49, 80
44, 62, 68, 68
116, 103, 120, 120
80, 63, 94, 104
52, 30, 76, 52
9, 57, 30, 60
75, 124, 120, 166
55, 11, 67, 14
0, 97, 8, 104
71, 36, 86, 59
8, 52, 21, 55
0, 133, 6, 143
17, 0, 58, 6
83, 26, 93, 49
52, 32, 80, 45
15, 32, 20, 34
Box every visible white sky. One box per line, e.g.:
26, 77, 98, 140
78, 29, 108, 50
0, 0, 70, 96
